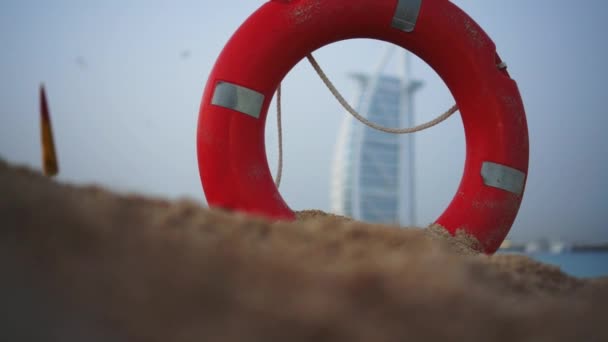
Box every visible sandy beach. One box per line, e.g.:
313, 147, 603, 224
1, 158, 607, 341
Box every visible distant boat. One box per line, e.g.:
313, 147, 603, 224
524, 241, 540, 254
549, 241, 570, 254
524, 240, 570, 254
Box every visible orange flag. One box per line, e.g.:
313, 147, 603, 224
40, 84, 59, 176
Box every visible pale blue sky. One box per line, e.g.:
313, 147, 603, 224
1, 0, 607, 242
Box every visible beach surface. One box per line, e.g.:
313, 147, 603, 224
1, 159, 607, 341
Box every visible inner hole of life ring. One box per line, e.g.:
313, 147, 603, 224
265, 39, 464, 227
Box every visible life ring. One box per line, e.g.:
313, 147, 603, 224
197, 0, 529, 253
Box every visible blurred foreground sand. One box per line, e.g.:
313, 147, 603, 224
1, 159, 607, 341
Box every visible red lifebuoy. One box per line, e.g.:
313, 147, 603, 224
197, 0, 529, 253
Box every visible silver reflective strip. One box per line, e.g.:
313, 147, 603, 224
391, 0, 422, 32
481, 162, 526, 195
211, 81, 265, 119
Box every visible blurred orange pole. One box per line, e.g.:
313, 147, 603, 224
40, 84, 59, 176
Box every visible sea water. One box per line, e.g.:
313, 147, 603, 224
528, 252, 608, 278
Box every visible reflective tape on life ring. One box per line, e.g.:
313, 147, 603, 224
197, 0, 529, 254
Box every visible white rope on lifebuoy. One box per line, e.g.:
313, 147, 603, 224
274, 53, 508, 187
274, 84, 283, 187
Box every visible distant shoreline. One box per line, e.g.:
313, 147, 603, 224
500, 241, 608, 254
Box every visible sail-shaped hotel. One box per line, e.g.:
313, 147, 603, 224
330, 48, 422, 226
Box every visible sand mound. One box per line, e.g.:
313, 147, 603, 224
1, 159, 607, 341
